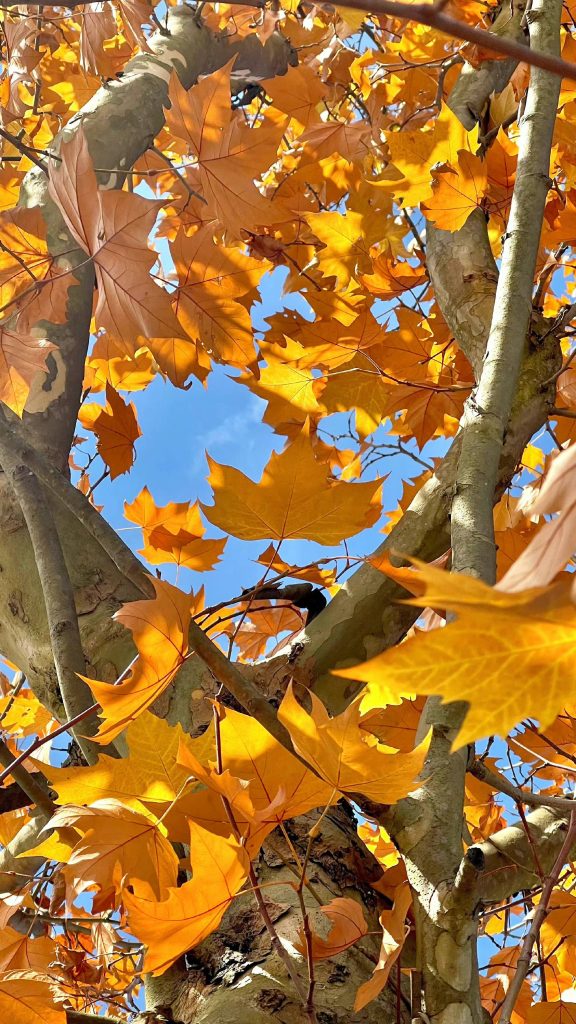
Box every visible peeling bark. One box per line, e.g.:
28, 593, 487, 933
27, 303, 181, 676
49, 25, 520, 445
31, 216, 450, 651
142, 807, 404, 1024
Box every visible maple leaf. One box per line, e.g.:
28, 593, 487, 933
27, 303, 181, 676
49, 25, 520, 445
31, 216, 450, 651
255, 544, 337, 588
278, 683, 429, 803
37, 799, 179, 909
0, 321, 55, 416
527, 1004, 576, 1024
48, 130, 185, 352
499, 442, 576, 592
85, 338, 156, 394
0, 929, 56, 974
41, 712, 193, 809
387, 376, 464, 447
262, 64, 325, 132
85, 578, 192, 742
540, 891, 576, 973
80, 383, 141, 479
201, 429, 382, 543
171, 702, 335, 855
354, 883, 412, 1011
305, 209, 378, 288
0, 975, 66, 1024
0, 207, 71, 329
237, 357, 326, 433
124, 484, 226, 571
0, 689, 52, 737
509, 717, 576, 778
272, 306, 386, 371
360, 696, 426, 752
297, 897, 368, 960
234, 603, 305, 662
361, 255, 428, 299
164, 65, 287, 238
170, 224, 264, 371
423, 150, 488, 232
337, 559, 576, 749
382, 103, 480, 207
123, 820, 250, 975
321, 352, 392, 438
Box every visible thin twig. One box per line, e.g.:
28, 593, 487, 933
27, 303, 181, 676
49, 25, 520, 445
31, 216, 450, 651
471, 760, 576, 813
498, 809, 576, 1024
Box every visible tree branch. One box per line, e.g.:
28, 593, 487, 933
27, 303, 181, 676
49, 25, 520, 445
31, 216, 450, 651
226, 0, 576, 83
446, 0, 527, 130
470, 806, 574, 904
470, 760, 576, 814
451, 0, 562, 582
0, 452, 99, 764
0, 409, 153, 599
0, 737, 55, 817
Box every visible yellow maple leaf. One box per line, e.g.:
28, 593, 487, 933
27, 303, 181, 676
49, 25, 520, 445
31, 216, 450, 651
123, 820, 250, 975
354, 883, 412, 1011
38, 799, 179, 908
423, 150, 488, 232
201, 428, 382, 543
306, 209, 376, 289
169, 702, 335, 855
336, 559, 576, 749
278, 683, 429, 803
40, 712, 195, 809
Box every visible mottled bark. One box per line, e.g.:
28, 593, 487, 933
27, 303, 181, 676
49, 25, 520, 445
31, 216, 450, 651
143, 807, 405, 1024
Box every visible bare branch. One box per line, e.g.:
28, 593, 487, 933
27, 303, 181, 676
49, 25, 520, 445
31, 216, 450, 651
451, 0, 562, 582
471, 760, 576, 814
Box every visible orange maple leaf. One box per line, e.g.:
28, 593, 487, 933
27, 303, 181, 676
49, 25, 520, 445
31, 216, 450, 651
124, 484, 225, 571
165, 64, 287, 238
123, 820, 250, 975
80, 383, 141, 479
85, 578, 193, 742
48, 130, 185, 352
